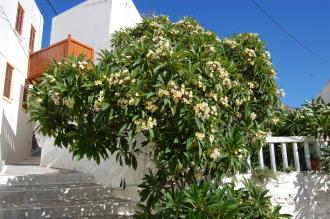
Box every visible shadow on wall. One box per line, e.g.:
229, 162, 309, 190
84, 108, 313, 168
0, 84, 34, 163
0, 109, 16, 162
294, 172, 330, 218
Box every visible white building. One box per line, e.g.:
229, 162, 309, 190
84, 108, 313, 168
0, 0, 43, 166
319, 80, 330, 103
39, 0, 143, 199
50, 0, 141, 60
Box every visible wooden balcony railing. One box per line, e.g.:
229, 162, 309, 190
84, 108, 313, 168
28, 35, 94, 81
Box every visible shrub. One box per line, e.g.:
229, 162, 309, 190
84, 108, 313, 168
273, 97, 330, 138
27, 16, 285, 217
137, 179, 290, 219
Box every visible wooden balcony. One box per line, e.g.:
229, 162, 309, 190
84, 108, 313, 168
28, 35, 94, 81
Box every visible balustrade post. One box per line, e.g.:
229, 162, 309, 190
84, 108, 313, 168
258, 147, 264, 169
303, 142, 311, 170
269, 143, 276, 172
292, 142, 300, 171
281, 143, 289, 169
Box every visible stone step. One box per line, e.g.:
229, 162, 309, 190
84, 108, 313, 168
0, 173, 96, 185
0, 183, 111, 204
80, 217, 134, 219
0, 198, 137, 219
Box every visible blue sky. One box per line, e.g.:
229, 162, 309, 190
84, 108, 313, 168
35, 0, 330, 107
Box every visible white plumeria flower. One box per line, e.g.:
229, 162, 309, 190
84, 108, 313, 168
210, 148, 221, 160
72, 63, 77, 68
195, 132, 205, 141
276, 89, 286, 97
95, 80, 102, 86
250, 112, 257, 120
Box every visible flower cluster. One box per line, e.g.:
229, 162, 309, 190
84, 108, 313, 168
95, 80, 103, 86
145, 98, 158, 113
209, 134, 215, 143
176, 19, 203, 35
149, 18, 167, 35
194, 102, 210, 119
63, 97, 74, 109
163, 81, 193, 104
276, 89, 286, 97
244, 48, 256, 65
94, 90, 105, 112
272, 117, 280, 124
235, 98, 244, 106
46, 74, 56, 83
247, 82, 256, 89
205, 92, 218, 101
147, 36, 171, 62
218, 96, 229, 107
204, 44, 215, 53
206, 61, 229, 79
254, 130, 267, 141
263, 51, 271, 59
134, 117, 157, 132
78, 60, 88, 70
270, 68, 276, 77
49, 90, 60, 105
233, 148, 247, 159
195, 132, 205, 141
223, 39, 238, 49
250, 112, 257, 120
157, 88, 170, 97
107, 69, 132, 86
210, 148, 221, 160
117, 92, 139, 108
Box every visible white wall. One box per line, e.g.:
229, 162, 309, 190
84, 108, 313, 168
50, 0, 141, 60
0, 0, 43, 163
319, 81, 330, 104
108, 0, 142, 35
231, 172, 330, 219
40, 136, 152, 191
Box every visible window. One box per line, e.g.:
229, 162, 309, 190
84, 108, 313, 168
3, 63, 13, 99
22, 80, 29, 109
15, 3, 24, 35
29, 25, 36, 51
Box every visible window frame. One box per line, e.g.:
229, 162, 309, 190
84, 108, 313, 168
29, 25, 36, 51
15, 2, 25, 36
3, 63, 14, 99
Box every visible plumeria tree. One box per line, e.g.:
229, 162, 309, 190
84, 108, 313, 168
27, 16, 288, 217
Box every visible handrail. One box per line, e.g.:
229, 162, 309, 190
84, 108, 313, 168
266, 136, 316, 143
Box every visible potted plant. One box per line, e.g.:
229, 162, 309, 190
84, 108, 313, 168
310, 146, 320, 171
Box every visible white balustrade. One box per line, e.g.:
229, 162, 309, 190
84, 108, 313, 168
258, 147, 264, 169
281, 143, 288, 169
303, 142, 311, 170
269, 143, 277, 172
292, 142, 300, 171
254, 136, 329, 173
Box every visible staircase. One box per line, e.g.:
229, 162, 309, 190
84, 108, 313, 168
0, 166, 136, 219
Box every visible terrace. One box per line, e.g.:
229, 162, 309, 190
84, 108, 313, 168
28, 35, 94, 81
